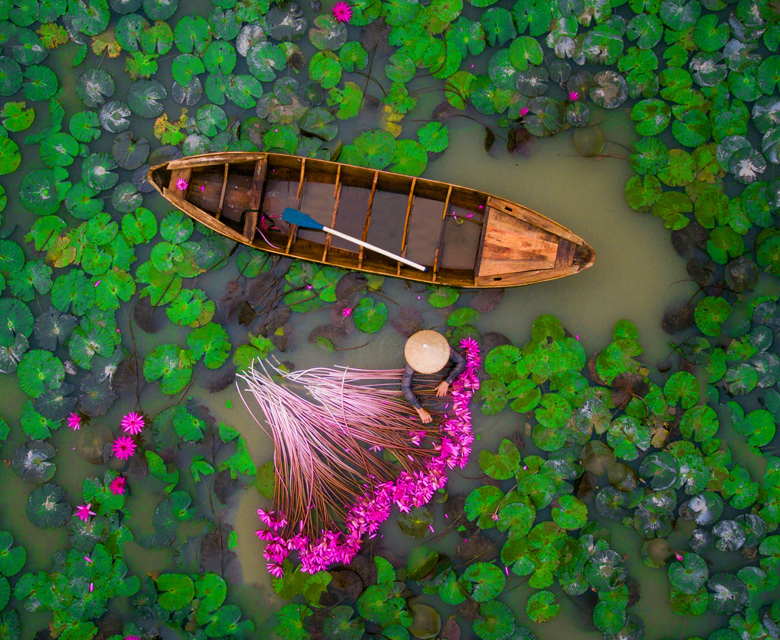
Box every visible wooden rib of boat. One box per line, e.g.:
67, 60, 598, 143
148, 152, 595, 288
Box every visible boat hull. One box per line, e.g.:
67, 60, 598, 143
148, 152, 595, 288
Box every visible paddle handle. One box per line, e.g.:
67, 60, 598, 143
323, 226, 426, 272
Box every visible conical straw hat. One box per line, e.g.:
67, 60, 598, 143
405, 330, 450, 374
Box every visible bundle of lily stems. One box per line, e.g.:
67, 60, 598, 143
237, 337, 480, 576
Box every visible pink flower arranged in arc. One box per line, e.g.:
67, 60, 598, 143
252, 337, 481, 576
76, 503, 96, 522
67, 412, 82, 431
112, 435, 137, 461
121, 411, 145, 435
332, 0, 352, 22
176, 178, 188, 191
569, 91, 579, 101
109, 475, 127, 495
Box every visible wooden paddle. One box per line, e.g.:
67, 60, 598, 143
282, 208, 427, 272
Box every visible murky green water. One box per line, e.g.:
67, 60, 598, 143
2, 1, 780, 639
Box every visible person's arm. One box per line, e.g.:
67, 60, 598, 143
444, 347, 466, 384
403, 364, 432, 423
435, 348, 466, 397
402, 364, 422, 409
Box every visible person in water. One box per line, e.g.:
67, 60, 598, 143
402, 330, 466, 424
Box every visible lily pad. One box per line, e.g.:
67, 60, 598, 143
353, 297, 387, 333
461, 562, 505, 602
26, 483, 71, 528
112, 132, 149, 170
127, 79, 167, 118
76, 68, 114, 107
398, 508, 434, 539
669, 552, 708, 594
12, 440, 56, 483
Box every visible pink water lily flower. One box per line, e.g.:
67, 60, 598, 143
125, 636, 141, 640
332, 0, 352, 22
342, 307, 353, 317
121, 411, 145, 435
67, 412, 81, 431
76, 503, 96, 522
520, 107, 529, 116
569, 91, 579, 101
112, 435, 137, 461
176, 178, 188, 191
109, 475, 127, 495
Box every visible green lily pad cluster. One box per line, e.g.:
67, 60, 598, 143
272, 547, 541, 640
475, 313, 780, 637
8, 405, 258, 638
618, 0, 780, 279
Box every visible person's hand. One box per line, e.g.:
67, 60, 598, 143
435, 381, 450, 397
416, 407, 432, 423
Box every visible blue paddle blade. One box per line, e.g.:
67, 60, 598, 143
282, 207, 324, 231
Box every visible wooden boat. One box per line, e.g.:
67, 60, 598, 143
148, 152, 595, 288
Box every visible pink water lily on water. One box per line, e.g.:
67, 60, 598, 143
520, 107, 529, 116
121, 411, 145, 435
176, 178, 188, 191
569, 91, 579, 101
342, 307, 353, 318
112, 435, 137, 461
76, 503, 96, 522
332, 0, 352, 22
67, 412, 81, 431
109, 475, 127, 495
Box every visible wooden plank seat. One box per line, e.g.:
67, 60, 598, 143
439, 204, 484, 270
297, 181, 336, 243
364, 191, 407, 258
243, 158, 267, 241
403, 197, 445, 267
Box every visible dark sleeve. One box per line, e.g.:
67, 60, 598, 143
402, 364, 422, 409
444, 347, 466, 385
